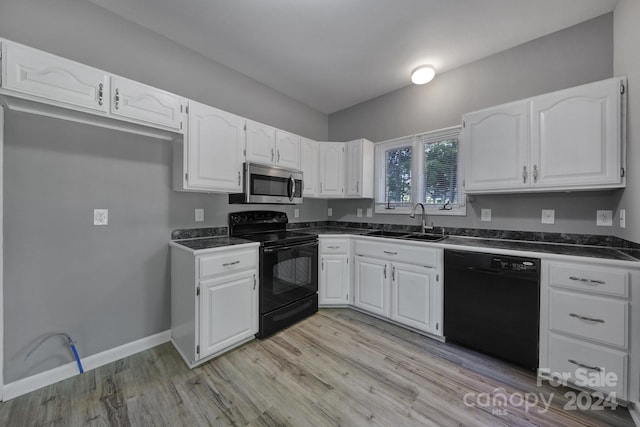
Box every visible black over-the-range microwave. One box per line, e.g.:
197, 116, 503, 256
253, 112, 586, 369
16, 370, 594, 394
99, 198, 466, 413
229, 162, 303, 205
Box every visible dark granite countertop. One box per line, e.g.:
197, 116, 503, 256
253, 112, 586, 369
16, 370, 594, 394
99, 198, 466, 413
171, 236, 255, 251
307, 227, 638, 262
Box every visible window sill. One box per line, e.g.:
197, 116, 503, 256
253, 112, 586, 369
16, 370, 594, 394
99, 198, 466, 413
374, 206, 467, 216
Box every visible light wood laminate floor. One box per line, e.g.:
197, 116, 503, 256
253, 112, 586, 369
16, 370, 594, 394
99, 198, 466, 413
0, 308, 634, 426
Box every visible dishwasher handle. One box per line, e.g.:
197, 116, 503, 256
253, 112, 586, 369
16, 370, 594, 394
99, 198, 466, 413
467, 266, 505, 276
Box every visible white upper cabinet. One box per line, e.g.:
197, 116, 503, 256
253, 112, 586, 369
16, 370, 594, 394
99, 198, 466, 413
463, 100, 529, 192
174, 101, 244, 193
2, 40, 110, 113
463, 76, 626, 194
531, 78, 623, 188
318, 142, 345, 197
345, 138, 374, 198
275, 129, 301, 169
110, 76, 185, 131
245, 120, 276, 165
245, 120, 301, 169
300, 137, 319, 197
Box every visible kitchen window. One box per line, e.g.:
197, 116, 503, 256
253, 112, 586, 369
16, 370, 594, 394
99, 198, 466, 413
374, 126, 465, 215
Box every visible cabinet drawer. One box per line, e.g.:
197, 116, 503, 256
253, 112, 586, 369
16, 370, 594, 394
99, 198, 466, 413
549, 289, 628, 348
198, 249, 257, 279
320, 238, 349, 254
355, 240, 437, 267
549, 263, 629, 297
546, 333, 627, 398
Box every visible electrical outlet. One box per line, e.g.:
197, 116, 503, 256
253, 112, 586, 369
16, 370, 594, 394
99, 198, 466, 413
541, 209, 555, 225
294, 208, 300, 218
620, 209, 626, 228
366, 208, 373, 217
93, 209, 108, 225
596, 210, 613, 226
328, 208, 333, 217
195, 209, 204, 222
357, 208, 363, 218
481, 209, 491, 222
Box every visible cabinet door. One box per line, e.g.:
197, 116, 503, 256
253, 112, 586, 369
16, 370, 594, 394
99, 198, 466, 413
3, 41, 109, 113
318, 142, 345, 197
300, 137, 318, 197
463, 101, 529, 192
246, 120, 276, 165
275, 130, 301, 169
354, 256, 389, 317
345, 139, 363, 197
319, 255, 349, 305
531, 77, 623, 188
186, 101, 244, 192
199, 270, 257, 358
111, 76, 184, 130
391, 262, 436, 333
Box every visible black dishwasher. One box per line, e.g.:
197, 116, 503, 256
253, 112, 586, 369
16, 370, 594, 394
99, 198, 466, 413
444, 249, 540, 370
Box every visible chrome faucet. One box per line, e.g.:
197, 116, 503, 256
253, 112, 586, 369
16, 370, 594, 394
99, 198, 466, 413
410, 202, 433, 233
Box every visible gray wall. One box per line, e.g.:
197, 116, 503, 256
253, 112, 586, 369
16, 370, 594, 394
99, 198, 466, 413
614, 0, 640, 244
0, 0, 328, 382
328, 14, 621, 236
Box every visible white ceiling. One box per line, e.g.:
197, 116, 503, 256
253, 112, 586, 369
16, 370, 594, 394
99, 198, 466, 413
88, 0, 618, 114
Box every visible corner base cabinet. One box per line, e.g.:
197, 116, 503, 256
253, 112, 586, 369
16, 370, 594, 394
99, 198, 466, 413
319, 237, 350, 306
170, 243, 259, 368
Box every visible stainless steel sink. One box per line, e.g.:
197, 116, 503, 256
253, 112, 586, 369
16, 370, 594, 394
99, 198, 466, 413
402, 233, 448, 242
364, 230, 410, 238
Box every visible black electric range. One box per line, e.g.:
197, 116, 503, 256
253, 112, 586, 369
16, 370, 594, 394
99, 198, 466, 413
229, 211, 318, 337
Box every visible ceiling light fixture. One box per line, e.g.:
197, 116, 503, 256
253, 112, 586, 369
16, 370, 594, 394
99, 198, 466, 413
411, 65, 436, 85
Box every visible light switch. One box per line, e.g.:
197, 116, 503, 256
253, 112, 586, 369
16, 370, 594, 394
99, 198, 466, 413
328, 208, 333, 217
93, 209, 108, 225
620, 209, 626, 228
481, 209, 491, 222
357, 208, 363, 218
294, 208, 300, 218
366, 208, 373, 218
541, 209, 555, 225
195, 209, 205, 222
597, 210, 613, 226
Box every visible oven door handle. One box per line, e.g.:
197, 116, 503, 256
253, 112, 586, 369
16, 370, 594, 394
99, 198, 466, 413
263, 240, 318, 253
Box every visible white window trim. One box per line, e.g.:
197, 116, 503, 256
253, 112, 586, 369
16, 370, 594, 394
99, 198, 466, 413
374, 125, 466, 216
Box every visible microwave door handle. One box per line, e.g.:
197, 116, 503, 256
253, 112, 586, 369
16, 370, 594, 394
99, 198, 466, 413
288, 175, 295, 201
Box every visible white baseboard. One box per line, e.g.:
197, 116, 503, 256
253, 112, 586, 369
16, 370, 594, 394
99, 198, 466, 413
2, 330, 171, 401
629, 403, 640, 427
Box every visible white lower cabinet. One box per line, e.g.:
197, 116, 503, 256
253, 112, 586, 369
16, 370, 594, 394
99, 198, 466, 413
319, 237, 350, 306
354, 256, 389, 317
170, 243, 259, 368
539, 259, 639, 402
353, 239, 443, 336
199, 270, 257, 357
391, 262, 439, 334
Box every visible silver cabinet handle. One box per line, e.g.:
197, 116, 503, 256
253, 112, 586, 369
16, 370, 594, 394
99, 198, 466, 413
569, 313, 605, 323
253, 274, 256, 290
327, 245, 341, 249
237, 171, 241, 186
568, 359, 602, 372
383, 264, 387, 279
321, 258, 324, 271
114, 88, 120, 109
222, 260, 240, 267
383, 251, 398, 255
569, 276, 605, 285
98, 83, 104, 106
392, 266, 396, 281
522, 166, 527, 183
271, 148, 274, 162
277, 149, 281, 163
356, 181, 360, 193
533, 165, 538, 183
